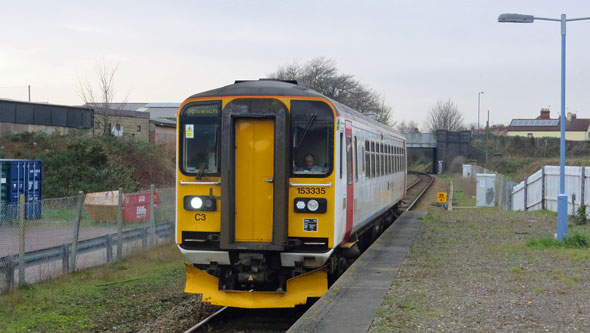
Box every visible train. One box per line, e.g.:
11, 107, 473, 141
176, 79, 407, 308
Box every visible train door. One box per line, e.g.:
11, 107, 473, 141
234, 119, 274, 242
220, 99, 288, 251
344, 120, 354, 240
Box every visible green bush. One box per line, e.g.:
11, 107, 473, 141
563, 231, 590, 248
0, 132, 174, 198
526, 232, 590, 249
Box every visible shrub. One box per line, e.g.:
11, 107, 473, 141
563, 232, 590, 248
576, 205, 587, 225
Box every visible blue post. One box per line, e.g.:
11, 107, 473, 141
557, 14, 568, 241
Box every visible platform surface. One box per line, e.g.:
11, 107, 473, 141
287, 210, 427, 333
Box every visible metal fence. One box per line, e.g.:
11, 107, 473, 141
0, 186, 175, 293
512, 166, 588, 215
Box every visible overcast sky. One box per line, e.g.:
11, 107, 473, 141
1, 1, 590, 130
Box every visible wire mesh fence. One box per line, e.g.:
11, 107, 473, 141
0, 186, 175, 293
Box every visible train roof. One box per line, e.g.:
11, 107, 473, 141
188, 79, 403, 139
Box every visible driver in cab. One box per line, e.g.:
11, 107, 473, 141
298, 153, 324, 173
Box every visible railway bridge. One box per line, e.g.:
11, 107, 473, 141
405, 130, 485, 173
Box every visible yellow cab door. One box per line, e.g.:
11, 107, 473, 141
234, 118, 274, 242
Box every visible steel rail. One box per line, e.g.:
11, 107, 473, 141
405, 174, 434, 211
183, 306, 228, 333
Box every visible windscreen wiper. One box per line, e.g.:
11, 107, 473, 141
295, 113, 317, 149
196, 152, 211, 180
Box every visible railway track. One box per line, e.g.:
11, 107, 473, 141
180, 172, 434, 333
402, 172, 434, 211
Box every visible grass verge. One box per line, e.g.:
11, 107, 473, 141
371, 200, 590, 331
0, 244, 190, 332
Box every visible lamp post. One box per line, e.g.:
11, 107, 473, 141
477, 91, 484, 136
498, 13, 590, 241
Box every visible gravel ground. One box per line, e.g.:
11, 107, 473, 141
371, 176, 590, 332
138, 295, 221, 333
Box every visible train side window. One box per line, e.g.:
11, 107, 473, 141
381, 144, 387, 176
370, 141, 375, 178
365, 141, 370, 179
291, 100, 334, 177
388, 145, 392, 174
390, 145, 394, 174
179, 102, 221, 176
377, 143, 380, 177
354, 136, 358, 182
395, 147, 400, 172
381, 144, 385, 176
379, 143, 383, 177
397, 146, 401, 173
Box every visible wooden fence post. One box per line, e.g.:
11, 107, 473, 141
117, 188, 123, 261
18, 195, 25, 287
70, 191, 84, 272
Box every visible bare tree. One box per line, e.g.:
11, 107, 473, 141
270, 57, 393, 126
78, 60, 128, 136
396, 120, 421, 133
425, 99, 465, 132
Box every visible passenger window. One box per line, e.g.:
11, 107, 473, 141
370, 142, 375, 178
365, 141, 370, 179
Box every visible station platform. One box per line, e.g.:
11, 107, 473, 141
287, 210, 426, 333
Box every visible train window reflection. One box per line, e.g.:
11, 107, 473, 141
184, 125, 218, 174
291, 100, 334, 177
179, 103, 221, 176
292, 124, 331, 175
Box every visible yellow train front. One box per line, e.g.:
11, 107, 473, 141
176, 79, 406, 308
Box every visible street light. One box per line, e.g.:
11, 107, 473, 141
477, 91, 484, 136
498, 13, 590, 241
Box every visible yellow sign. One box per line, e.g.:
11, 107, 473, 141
185, 124, 194, 138
437, 192, 447, 203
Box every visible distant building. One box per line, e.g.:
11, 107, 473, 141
506, 108, 590, 141
84, 103, 150, 142
0, 99, 93, 136
86, 103, 178, 151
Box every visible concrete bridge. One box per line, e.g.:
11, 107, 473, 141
405, 130, 484, 173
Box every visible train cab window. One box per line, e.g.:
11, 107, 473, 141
291, 100, 334, 177
179, 102, 221, 176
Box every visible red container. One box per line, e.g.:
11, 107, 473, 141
123, 192, 161, 222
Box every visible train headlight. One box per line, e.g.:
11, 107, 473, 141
203, 198, 214, 209
293, 197, 327, 213
191, 197, 203, 209
184, 196, 217, 211
307, 199, 319, 212
295, 201, 306, 210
